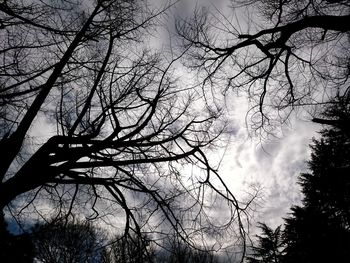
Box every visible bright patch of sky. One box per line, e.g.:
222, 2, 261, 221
170, 0, 321, 229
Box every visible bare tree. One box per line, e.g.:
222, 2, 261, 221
31, 217, 106, 263
32, 219, 219, 263
0, 0, 250, 260
177, 0, 350, 136
102, 233, 156, 263
157, 233, 220, 263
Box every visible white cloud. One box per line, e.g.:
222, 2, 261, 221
217, 107, 319, 228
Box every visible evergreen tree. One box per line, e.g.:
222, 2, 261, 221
246, 223, 284, 263
283, 93, 350, 262
248, 92, 350, 263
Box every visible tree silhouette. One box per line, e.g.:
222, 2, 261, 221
246, 223, 284, 263
30, 217, 222, 263
283, 92, 350, 262
31, 218, 106, 263
246, 92, 350, 263
0, 214, 33, 263
177, 0, 350, 135
0, 0, 248, 260
103, 233, 155, 263
157, 234, 220, 263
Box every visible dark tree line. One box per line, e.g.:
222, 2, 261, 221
246, 91, 350, 262
6, 217, 220, 263
30, 218, 153, 263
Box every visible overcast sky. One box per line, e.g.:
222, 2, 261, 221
22, 0, 323, 234
4, 0, 323, 251
172, 0, 321, 230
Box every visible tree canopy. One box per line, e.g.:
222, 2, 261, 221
0, 1, 249, 261
246, 223, 284, 263
31, 218, 106, 263
177, 0, 350, 135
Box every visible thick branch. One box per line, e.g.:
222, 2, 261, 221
0, 4, 101, 181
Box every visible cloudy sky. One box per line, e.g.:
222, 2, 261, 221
3, 0, 323, 251
221, 98, 319, 229
171, 0, 321, 230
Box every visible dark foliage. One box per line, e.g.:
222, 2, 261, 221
246, 223, 284, 263
0, 213, 33, 263
283, 93, 350, 262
